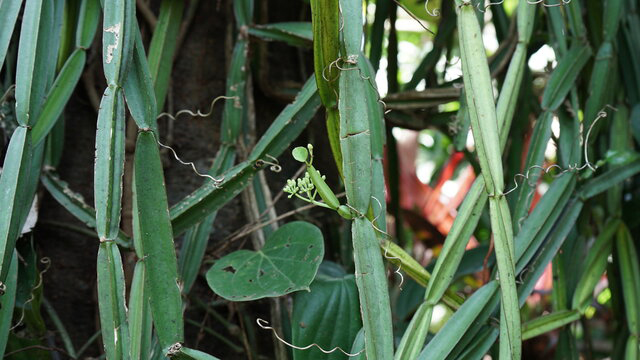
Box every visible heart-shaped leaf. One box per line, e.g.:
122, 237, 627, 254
292, 146, 309, 163
206, 221, 324, 301
291, 261, 361, 360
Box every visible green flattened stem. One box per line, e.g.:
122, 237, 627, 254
310, 0, 340, 108
178, 216, 217, 294
457, 5, 503, 190
172, 347, 221, 360
31, 49, 87, 146
0, 251, 18, 357
426, 179, 486, 300
102, 0, 135, 85
0, 0, 23, 71
0, 128, 33, 283
169, 77, 320, 236
511, 112, 554, 232
522, 310, 580, 340
625, 336, 639, 360
584, 41, 615, 134
221, 39, 248, 142
123, 29, 158, 131
326, 108, 343, 175
310, 0, 342, 173
514, 174, 576, 273
578, 160, 640, 200
129, 262, 153, 360
571, 219, 621, 312
456, 2, 520, 359
351, 218, 394, 359
615, 224, 640, 345
75, 0, 101, 49
360, 55, 387, 229
338, 0, 371, 214
41, 171, 132, 248
566, 0, 586, 40
307, 164, 340, 209
396, 1, 535, 356
540, 44, 592, 112
134, 131, 184, 350
418, 281, 500, 360
97, 241, 131, 360
382, 240, 463, 309
175, 37, 246, 289
148, 0, 184, 112
395, 172, 488, 359
395, 303, 435, 360
247, 22, 312, 46
338, 1, 392, 358
94, 86, 126, 240
339, 65, 372, 214
602, 0, 625, 42
14, 0, 47, 126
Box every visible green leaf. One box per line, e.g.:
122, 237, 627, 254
206, 221, 324, 301
292, 146, 309, 163
291, 262, 361, 360
134, 131, 183, 349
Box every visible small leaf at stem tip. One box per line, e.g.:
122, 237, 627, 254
292, 146, 309, 163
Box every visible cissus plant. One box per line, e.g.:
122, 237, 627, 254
0, 0, 639, 359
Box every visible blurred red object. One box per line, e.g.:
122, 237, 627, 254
386, 129, 475, 245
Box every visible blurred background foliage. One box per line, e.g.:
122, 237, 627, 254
0, 0, 639, 359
